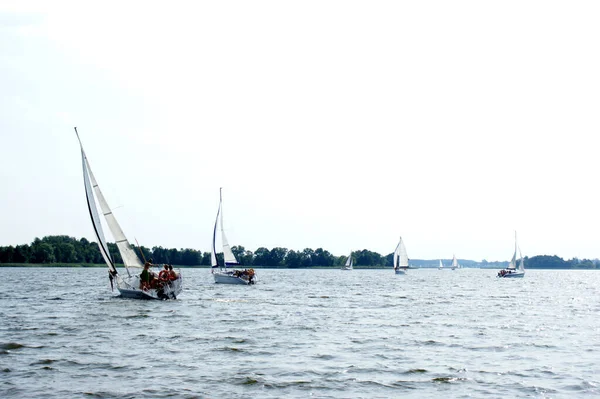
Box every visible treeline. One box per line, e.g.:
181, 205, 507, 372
523, 255, 598, 269
0, 235, 390, 267
0, 236, 598, 269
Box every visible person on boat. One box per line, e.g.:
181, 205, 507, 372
158, 264, 170, 281
167, 264, 178, 281
140, 262, 152, 290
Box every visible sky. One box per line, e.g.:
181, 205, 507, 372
1, 1, 599, 262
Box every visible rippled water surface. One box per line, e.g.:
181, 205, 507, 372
1, 267, 599, 398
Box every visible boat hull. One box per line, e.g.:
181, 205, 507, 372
213, 271, 255, 285
117, 273, 183, 299
394, 268, 406, 275
498, 271, 525, 278
341, 267, 352, 271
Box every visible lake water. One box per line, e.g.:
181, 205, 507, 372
1, 267, 599, 398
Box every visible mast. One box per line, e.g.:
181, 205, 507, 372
211, 189, 221, 270
220, 188, 239, 267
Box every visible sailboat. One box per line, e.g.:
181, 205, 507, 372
76, 128, 182, 299
393, 237, 409, 274
341, 252, 353, 270
451, 254, 460, 270
438, 259, 444, 270
498, 232, 525, 278
211, 188, 255, 284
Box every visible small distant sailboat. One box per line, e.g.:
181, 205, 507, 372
438, 259, 444, 270
341, 252, 353, 270
393, 237, 409, 274
498, 232, 525, 278
211, 188, 256, 285
76, 128, 182, 299
451, 254, 460, 270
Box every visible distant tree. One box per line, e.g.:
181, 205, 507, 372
0, 246, 15, 263
300, 248, 314, 267
269, 247, 288, 267
13, 244, 31, 263
253, 247, 271, 266
30, 242, 56, 263
285, 250, 302, 268
53, 242, 77, 263
355, 249, 384, 266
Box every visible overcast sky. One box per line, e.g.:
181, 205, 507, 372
1, 1, 599, 262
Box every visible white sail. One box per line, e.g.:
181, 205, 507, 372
451, 254, 459, 269
507, 233, 517, 270
517, 246, 525, 271
211, 197, 220, 268
84, 157, 143, 269
77, 131, 142, 271
81, 148, 115, 274
212, 188, 239, 270
394, 237, 409, 269
220, 190, 239, 266
439, 259, 443, 269
345, 252, 353, 269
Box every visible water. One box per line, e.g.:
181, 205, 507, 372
1, 268, 599, 398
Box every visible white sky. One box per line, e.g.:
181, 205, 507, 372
1, 1, 599, 262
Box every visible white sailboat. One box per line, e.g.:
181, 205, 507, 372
451, 254, 460, 270
76, 128, 182, 299
211, 188, 255, 284
341, 252, 353, 270
438, 259, 444, 270
498, 232, 525, 278
393, 237, 409, 274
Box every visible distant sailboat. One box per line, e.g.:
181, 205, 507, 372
76, 127, 182, 299
438, 259, 444, 270
451, 254, 460, 270
341, 252, 353, 270
393, 237, 409, 274
211, 188, 255, 284
498, 232, 525, 278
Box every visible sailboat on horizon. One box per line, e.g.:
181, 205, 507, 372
498, 232, 525, 278
451, 254, 460, 270
341, 251, 353, 270
393, 237, 409, 274
211, 188, 256, 285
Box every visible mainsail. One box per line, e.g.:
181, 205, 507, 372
212, 188, 239, 270
76, 128, 143, 275
451, 254, 459, 269
507, 233, 518, 270
81, 145, 115, 275
345, 252, 353, 269
394, 237, 409, 269
517, 246, 525, 271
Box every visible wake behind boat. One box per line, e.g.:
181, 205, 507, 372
76, 127, 182, 299
211, 188, 255, 285
393, 237, 409, 274
498, 232, 525, 278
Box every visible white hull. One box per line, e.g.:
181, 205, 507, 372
341, 267, 352, 271
394, 268, 406, 275
498, 270, 525, 278
117, 273, 183, 299
213, 271, 255, 285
